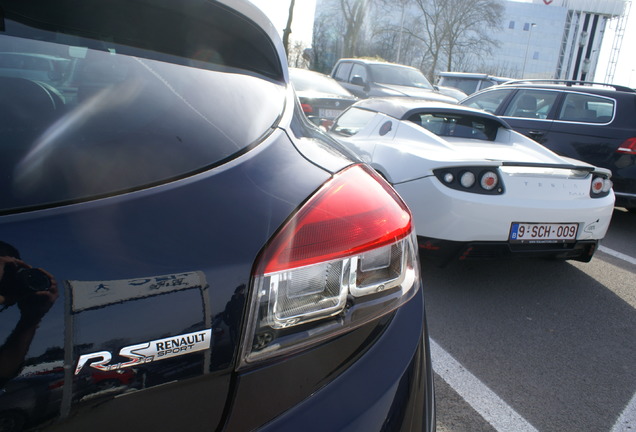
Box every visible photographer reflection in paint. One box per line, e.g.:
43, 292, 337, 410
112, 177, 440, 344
0, 241, 58, 388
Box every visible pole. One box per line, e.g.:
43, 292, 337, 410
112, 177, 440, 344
522, 23, 536, 78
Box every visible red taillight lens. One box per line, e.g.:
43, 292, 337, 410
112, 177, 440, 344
617, 138, 636, 155
590, 174, 613, 197
259, 164, 411, 274
301, 103, 313, 113
241, 164, 419, 366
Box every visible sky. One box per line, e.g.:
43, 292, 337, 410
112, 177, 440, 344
249, 0, 636, 87
248, 0, 317, 46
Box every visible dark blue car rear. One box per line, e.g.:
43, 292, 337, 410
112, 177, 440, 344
0, 1, 434, 431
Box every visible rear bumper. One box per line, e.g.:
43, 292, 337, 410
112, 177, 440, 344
419, 236, 598, 265
248, 289, 435, 432
394, 176, 614, 243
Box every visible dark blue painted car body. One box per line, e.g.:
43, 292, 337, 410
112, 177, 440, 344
0, 1, 434, 431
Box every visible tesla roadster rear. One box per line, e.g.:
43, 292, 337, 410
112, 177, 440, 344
329, 98, 615, 264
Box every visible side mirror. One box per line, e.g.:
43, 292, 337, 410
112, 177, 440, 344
351, 75, 365, 87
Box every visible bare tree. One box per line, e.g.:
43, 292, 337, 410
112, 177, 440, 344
438, 0, 503, 72
311, 5, 344, 73
310, 0, 502, 76
408, 0, 448, 80
373, 0, 503, 79
340, 0, 370, 57
282, 0, 296, 57
288, 40, 310, 68
372, 0, 424, 65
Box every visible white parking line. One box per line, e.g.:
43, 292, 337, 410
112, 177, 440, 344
597, 245, 636, 431
612, 392, 636, 431
430, 339, 539, 432
599, 245, 636, 266
431, 245, 635, 430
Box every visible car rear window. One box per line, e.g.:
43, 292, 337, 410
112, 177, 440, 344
0, 1, 286, 214
331, 107, 377, 136
409, 113, 501, 141
438, 77, 479, 95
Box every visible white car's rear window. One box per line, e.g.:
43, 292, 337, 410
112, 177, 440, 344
409, 113, 501, 141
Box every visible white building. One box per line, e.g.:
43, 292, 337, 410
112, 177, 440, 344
493, 0, 629, 81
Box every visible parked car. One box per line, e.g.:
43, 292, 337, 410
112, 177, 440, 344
434, 84, 468, 101
0, 1, 434, 431
461, 80, 636, 212
328, 97, 615, 264
437, 72, 512, 95
331, 58, 459, 102
289, 67, 357, 129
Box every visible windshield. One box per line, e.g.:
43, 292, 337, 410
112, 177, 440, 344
331, 107, 377, 136
0, 8, 286, 214
369, 64, 433, 89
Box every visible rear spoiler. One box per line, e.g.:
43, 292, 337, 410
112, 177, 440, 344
500, 161, 611, 177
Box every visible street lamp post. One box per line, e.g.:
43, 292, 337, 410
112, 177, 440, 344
522, 23, 536, 78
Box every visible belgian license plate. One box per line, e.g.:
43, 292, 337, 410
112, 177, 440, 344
509, 222, 578, 243
320, 108, 342, 119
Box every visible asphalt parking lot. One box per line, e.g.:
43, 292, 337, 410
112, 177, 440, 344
423, 207, 636, 432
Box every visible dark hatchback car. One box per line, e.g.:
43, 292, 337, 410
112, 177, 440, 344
461, 80, 636, 211
0, 1, 434, 431
289, 67, 357, 129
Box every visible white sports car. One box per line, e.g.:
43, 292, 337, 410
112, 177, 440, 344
328, 98, 615, 263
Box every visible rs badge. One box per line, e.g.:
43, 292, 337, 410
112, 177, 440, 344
75, 329, 212, 375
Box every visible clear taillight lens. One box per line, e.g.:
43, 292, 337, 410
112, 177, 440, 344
480, 171, 499, 191
590, 174, 613, 197
239, 164, 420, 367
434, 167, 505, 195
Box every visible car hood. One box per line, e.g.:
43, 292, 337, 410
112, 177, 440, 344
373, 83, 458, 103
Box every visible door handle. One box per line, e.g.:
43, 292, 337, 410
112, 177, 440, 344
527, 130, 544, 140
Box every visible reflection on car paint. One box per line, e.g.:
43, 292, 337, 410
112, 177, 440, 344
0, 248, 231, 429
